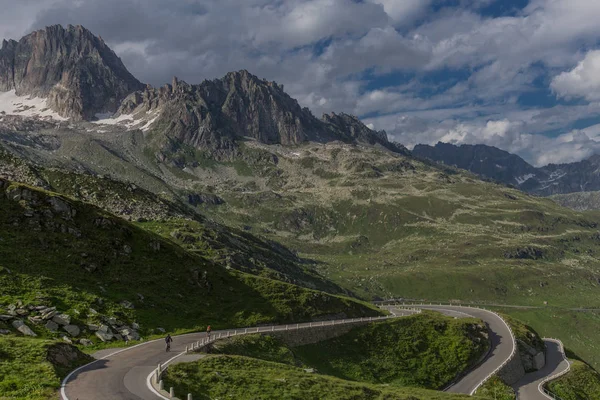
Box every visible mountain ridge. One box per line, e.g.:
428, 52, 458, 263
0, 25, 405, 157
413, 141, 600, 197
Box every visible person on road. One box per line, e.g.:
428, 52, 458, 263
165, 334, 173, 352
206, 325, 212, 339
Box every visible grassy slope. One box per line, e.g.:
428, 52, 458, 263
163, 356, 479, 400
0, 149, 344, 294
0, 178, 381, 337
475, 376, 515, 400
496, 308, 600, 371
138, 219, 349, 294
292, 312, 488, 390
190, 143, 600, 309
0, 338, 91, 400
547, 360, 600, 400
165, 312, 493, 399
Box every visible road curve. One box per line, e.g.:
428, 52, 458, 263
62, 306, 569, 400
388, 305, 515, 395
62, 313, 420, 400
512, 339, 570, 400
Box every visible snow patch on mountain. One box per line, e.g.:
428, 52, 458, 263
516, 174, 536, 185
0, 90, 67, 121
92, 110, 159, 132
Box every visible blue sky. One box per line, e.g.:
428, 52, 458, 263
3, 0, 600, 166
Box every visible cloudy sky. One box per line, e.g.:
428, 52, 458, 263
3, 0, 600, 166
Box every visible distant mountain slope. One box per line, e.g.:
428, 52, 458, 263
413, 142, 600, 196
550, 191, 600, 211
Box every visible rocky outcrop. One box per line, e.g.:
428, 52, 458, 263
118, 71, 401, 156
0, 24, 143, 120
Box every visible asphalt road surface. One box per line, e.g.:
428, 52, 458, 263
63, 313, 418, 400
63, 306, 566, 400
512, 339, 570, 400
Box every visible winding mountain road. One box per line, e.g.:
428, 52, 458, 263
61, 306, 569, 400
388, 305, 516, 395
512, 339, 570, 400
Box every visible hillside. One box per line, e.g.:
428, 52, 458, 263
551, 191, 600, 211
163, 312, 489, 399
0, 178, 381, 344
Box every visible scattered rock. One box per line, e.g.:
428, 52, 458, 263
87, 324, 99, 331
45, 320, 59, 331
131, 322, 140, 330
48, 196, 74, 218
47, 343, 92, 369
0, 315, 13, 322
61, 336, 73, 344
120, 300, 134, 309
63, 325, 81, 337
41, 308, 57, 320
12, 320, 37, 337
28, 316, 44, 325
156, 327, 166, 333
0, 329, 10, 335
95, 331, 113, 342
79, 339, 93, 346
52, 314, 71, 326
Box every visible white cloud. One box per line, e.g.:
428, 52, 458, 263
551, 50, 600, 101
3, 0, 600, 166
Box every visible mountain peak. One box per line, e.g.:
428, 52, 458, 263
0, 24, 144, 120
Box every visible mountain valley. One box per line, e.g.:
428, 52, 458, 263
1, 24, 600, 400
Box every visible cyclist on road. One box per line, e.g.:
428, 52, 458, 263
165, 334, 173, 352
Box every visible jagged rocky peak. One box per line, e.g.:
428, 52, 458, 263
322, 112, 389, 144
120, 70, 324, 148
0, 24, 144, 120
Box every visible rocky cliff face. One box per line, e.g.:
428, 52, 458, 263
118, 70, 398, 155
0, 24, 143, 120
413, 142, 600, 197
0, 25, 402, 155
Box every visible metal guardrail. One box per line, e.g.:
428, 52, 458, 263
148, 311, 422, 400
537, 338, 571, 400
384, 302, 518, 396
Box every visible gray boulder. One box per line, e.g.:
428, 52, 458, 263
0, 315, 13, 321
63, 325, 80, 337
12, 320, 37, 337
95, 331, 113, 342
120, 300, 134, 309
0, 329, 10, 335
28, 316, 44, 324
41, 308, 57, 320
79, 339, 93, 346
52, 314, 71, 326
87, 324, 99, 331
45, 320, 59, 331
